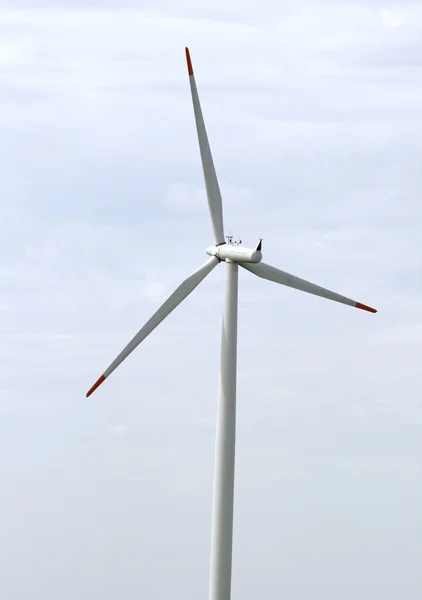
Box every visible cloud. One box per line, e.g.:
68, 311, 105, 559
110, 424, 127, 437
381, 8, 404, 29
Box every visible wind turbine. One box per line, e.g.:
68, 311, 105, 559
86, 48, 377, 600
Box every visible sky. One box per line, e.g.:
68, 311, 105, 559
1, 2, 421, 599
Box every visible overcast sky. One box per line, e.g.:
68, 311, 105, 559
1, 3, 421, 599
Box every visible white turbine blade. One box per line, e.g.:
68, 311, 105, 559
241, 262, 377, 313
86, 256, 219, 397
186, 47, 225, 245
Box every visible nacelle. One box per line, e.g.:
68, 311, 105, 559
206, 242, 262, 264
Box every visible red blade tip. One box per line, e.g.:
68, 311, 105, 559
86, 374, 106, 397
356, 302, 377, 314
185, 47, 193, 76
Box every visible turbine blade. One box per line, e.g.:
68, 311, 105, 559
86, 256, 220, 397
241, 262, 377, 313
185, 47, 225, 245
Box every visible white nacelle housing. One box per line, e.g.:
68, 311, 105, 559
206, 243, 263, 264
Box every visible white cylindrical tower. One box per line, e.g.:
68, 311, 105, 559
209, 259, 238, 600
